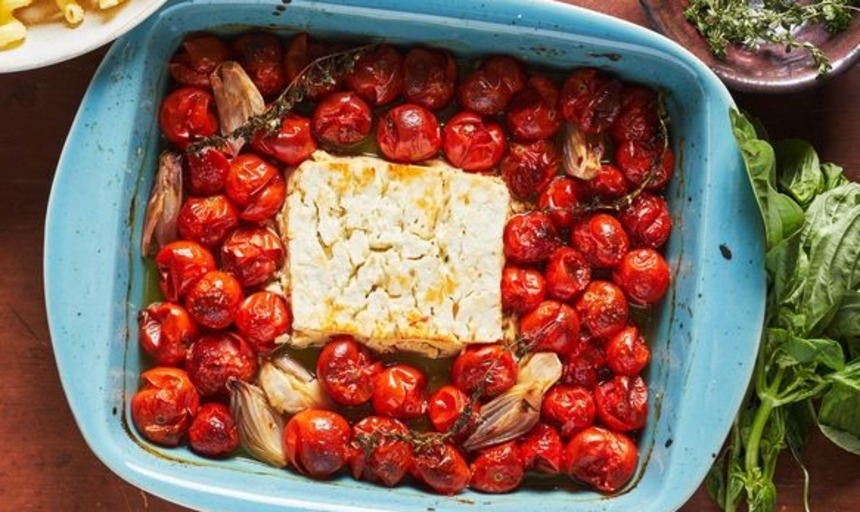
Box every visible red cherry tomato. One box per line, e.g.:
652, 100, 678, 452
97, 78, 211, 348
372, 364, 428, 420
403, 47, 457, 110
562, 337, 609, 389
571, 213, 631, 269
284, 33, 344, 100
312, 91, 373, 147
605, 326, 650, 376
131, 367, 200, 446
503, 211, 559, 264
186, 332, 257, 398
317, 335, 383, 406
284, 409, 351, 479
505, 75, 562, 141
377, 104, 441, 163
251, 114, 317, 166
349, 416, 412, 487
220, 225, 285, 288
184, 271, 245, 330
595, 375, 648, 432
545, 247, 591, 302
456, 69, 513, 116
617, 192, 671, 249
560, 68, 622, 134
541, 385, 596, 439
428, 385, 476, 435
501, 139, 560, 201
574, 281, 629, 340
501, 266, 546, 314
613, 248, 671, 306
234, 291, 291, 352
480, 55, 527, 96
520, 423, 563, 474
538, 176, 581, 229
187, 147, 230, 196
615, 141, 674, 191
232, 32, 286, 97
469, 441, 524, 494
441, 111, 506, 172
451, 344, 518, 399
225, 154, 286, 222
580, 163, 628, 202
168, 35, 230, 89
518, 300, 580, 354
564, 426, 638, 492
138, 302, 199, 367
346, 44, 405, 106
609, 85, 660, 143
176, 195, 239, 248
411, 443, 471, 495
188, 402, 239, 458
159, 87, 218, 149
156, 241, 217, 302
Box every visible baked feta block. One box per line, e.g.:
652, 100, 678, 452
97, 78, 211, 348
282, 151, 510, 357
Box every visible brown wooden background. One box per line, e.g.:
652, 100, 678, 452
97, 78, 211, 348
0, 1, 857, 510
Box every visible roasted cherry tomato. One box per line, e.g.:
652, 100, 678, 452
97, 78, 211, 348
613, 248, 670, 306
501, 266, 546, 314
131, 367, 200, 447
317, 335, 383, 406
159, 87, 219, 149
234, 291, 291, 353
617, 192, 671, 249
156, 241, 217, 302
456, 69, 512, 116
403, 47, 457, 110
518, 300, 580, 354
469, 441, 525, 494
225, 153, 286, 222
284, 409, 351, 479
231, 32, 286, 96
220, 225, 286, 287
501, 139, 561, 202
609, 85, 660, 143
168, 35, 230, 89
574, 281, 629, 340
442, 111, 506, 172
605, 326, 650, 376
372, 364, 428, 420
428, 385, 476, 436
186, 147, 230, 196
520, 423, 563, 474
564, 426, 638, 492
312, 91, 373, 147
188, 402, 240, 458
377, 104, 441, 163
541, 385, 596, 439
571, 213, 630, 269
615, 140, 674, 191
346, 44, 405, 106
538, 176, 581, 229
184, 271, 245, 330
451, 344, 518, 399
284, 33, 344, 100
186, 332, 257, 398
580, 163, 628, 202
176, 195, 239, 248
562, 337, 609, 389
505, 75, 562, 141
545, 247, 592, 302
349, 416, 412, 487
594, 375, 648, 432
503, 211, 559, 264
411, 443, 471, 495
480, 55, 527, 96
138, 302, 199, 367
251, 114, 317, 166
560, 68, 622, 134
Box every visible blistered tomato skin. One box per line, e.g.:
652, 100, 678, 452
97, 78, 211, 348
220, 225, 286, 288
562, 338, 609, 389
377, 104, 441, 163
618, 193, 672, 249
176, 195, 239, 248
168, 35, 230, 89
284, 33, 345, 100
346, 44, 405, 106
159, 88, 219, 149
317, 335, 383, 406
605, 326, 650, 376
156, 241, 217, 302
186, 332, 258, 398
609, 85, 660, 143
541, 385, 596, 439
411, 443, 471, 495
184, 271, 245, 330
451, 344, 518, 399
372, 364, 428, 420
186, 148, 230, 196
560, 68, 622, 134
442, 111, 506, 172
251, 114, 317, 166
404, 47, 457, 111
312, 91, 374, 148
188, 402, 240, 458
615, 141, 674, 191
480, 56, 527, 96
231, 32, 286, 97
469, 441, 525, 494
456, 69, 513, 116
138, 302, 199, 367
574, 281, 629, 340
428, 385, 475, 435
538, 176, 581, 229
519, 300, 581, 354
571, 213, 631, 269
349, 416, 412, 487
234, 291, 291, 352
520, 423, 563, 474
613, 248, 671, 306
564, 426, 638, 493
501, 140, 561, 202
505, 75, 562, 141
581, 164, 628, 202
595, 375, 648, 432
224, 154, 286, 222
501, 266, 546, 314
284, 409, 351, 479
503, 211, 560, 265
131, 367, 200, 447
545, 247, 592, 302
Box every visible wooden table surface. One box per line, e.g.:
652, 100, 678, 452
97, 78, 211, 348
1, 2, 857, 511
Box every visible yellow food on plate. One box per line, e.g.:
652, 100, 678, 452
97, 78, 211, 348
0, 0, 126, 49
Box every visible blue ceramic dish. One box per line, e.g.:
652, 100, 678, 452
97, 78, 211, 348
45, 1, 765, 510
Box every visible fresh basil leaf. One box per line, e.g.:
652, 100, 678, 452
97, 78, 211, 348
768, 328, 845, 371
818, 360, 860, 455
773, 139, 824, 208
822, 162, 849, 190
826, 290, 860, 339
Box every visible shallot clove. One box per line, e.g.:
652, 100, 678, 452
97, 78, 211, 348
259, 351, 332, 415
562, 121, 605, 181
227, 378, 287, 468
210, 61, 266, 155
140, 151, 182, 257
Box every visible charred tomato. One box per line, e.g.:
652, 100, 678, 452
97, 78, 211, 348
503, 211, 559, 265
605, 326, 650, 376
188, 402, 240, 458
469, 441, 525, 494
594, 375, 648, 432
138, 302, 199, 367
403, 47, 457, 110
501, 266, 546, 314
442, 111, 506, 172
224, 154, 286, 222
183, 271, 245, 330
518, 300, 580, 354
175, 195, 239, 248
377, 103, 441, 163
349, 416, 412, 487
544, 247, 592, 302
505, 75, 562, 141
185, 332, 258, 398
451, 344, 518, 399
317, 335, 383, 406
613, 248, 671, 306
541, 385, 596, 439
346, 44, 405, 106
284, 409, 351, 479
159, 87, 219, 149
501, 139, 561, 202
372, 364, 428, 420
564, 426, 638, 492
155, 241, 216, 302
131, 367, 200, 447
234, 291, 291, 353
251, 114, 317, 166
570, 213, 631, 269
312, 91, 373, 148
220, 225, 285, 287
574, 281, 629, 340
231, 32, 286, 97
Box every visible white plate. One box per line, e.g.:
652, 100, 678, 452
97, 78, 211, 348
0, 0, 166, 73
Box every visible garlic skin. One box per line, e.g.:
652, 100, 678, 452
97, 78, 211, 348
140, 152, 182, 257
562, 122, 605, 180
227, 378, 287, 468
461, 352, 562, 451
259, 352, 332, 415
210, 61, 266, 155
